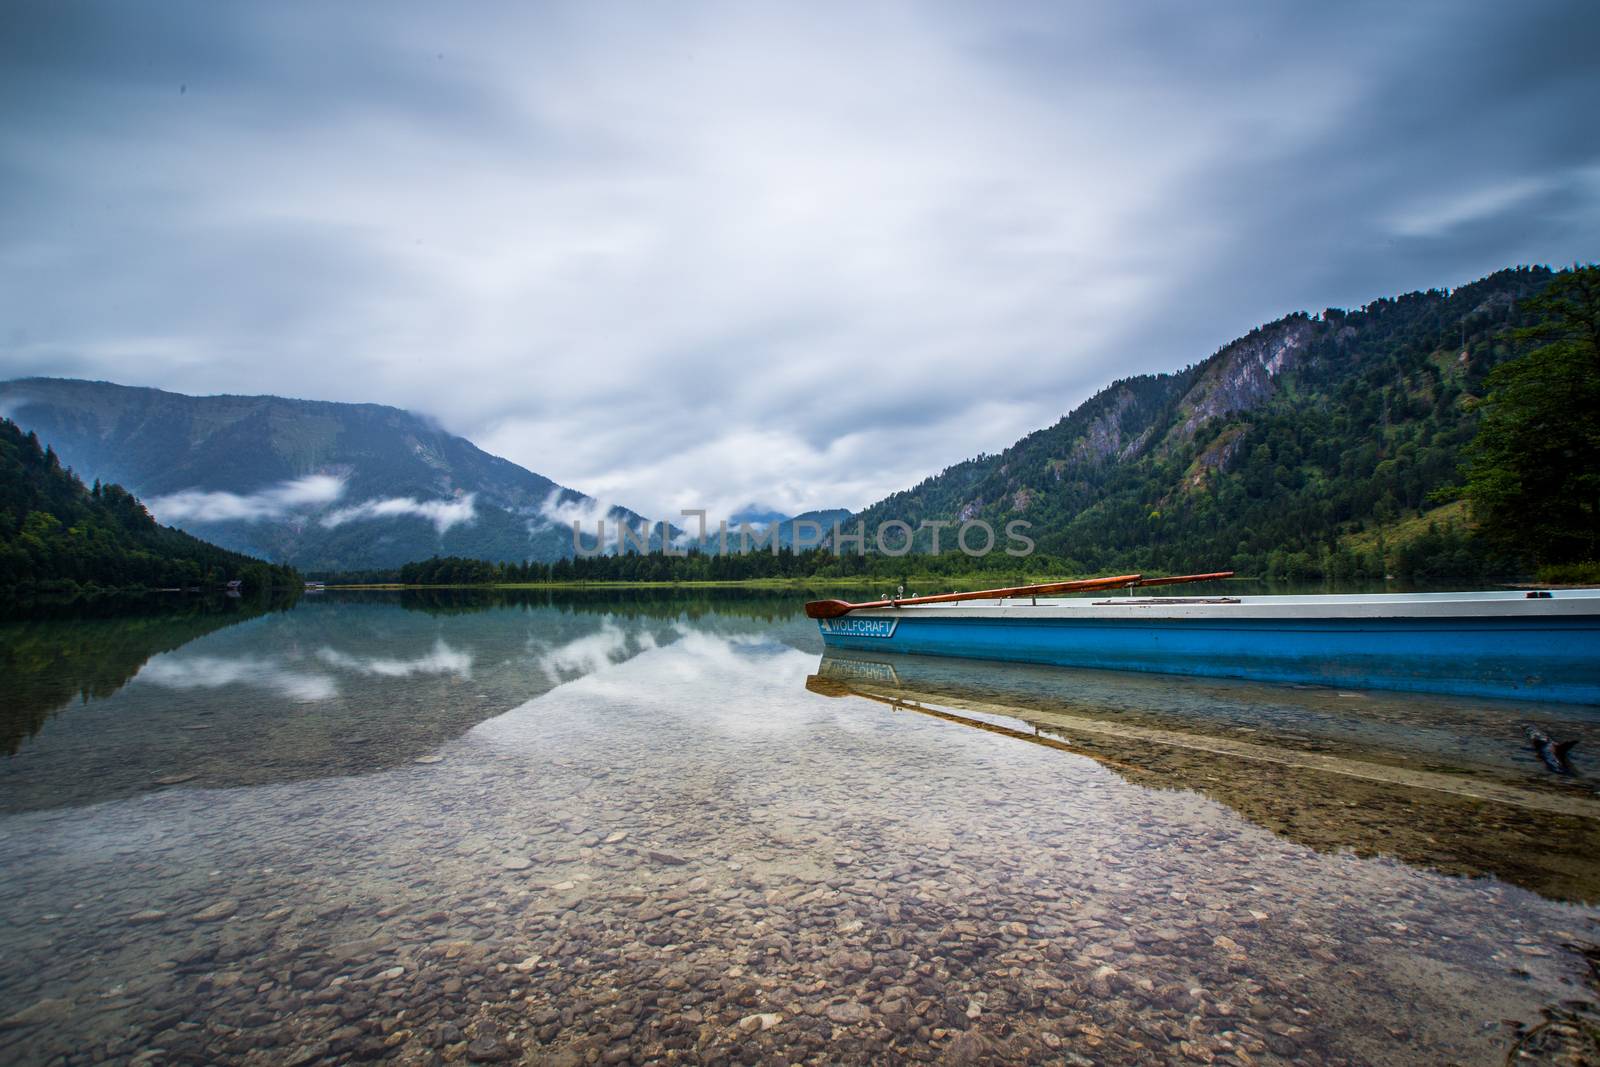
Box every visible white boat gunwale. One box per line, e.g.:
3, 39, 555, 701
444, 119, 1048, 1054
837, 589, 1600, 623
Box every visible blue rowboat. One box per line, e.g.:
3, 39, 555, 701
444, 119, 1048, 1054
812, 589, 1600, 704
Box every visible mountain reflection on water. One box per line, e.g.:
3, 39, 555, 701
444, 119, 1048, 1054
0, 590, 298, 757
2, 590, 806, 813
1, 589, 1598, 1065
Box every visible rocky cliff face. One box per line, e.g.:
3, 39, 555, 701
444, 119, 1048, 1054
1064, 386, 1160, 468
1167, 317, 1314, 446
851, 366, 1196, 543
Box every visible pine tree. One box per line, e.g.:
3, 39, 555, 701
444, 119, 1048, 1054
1464, 266, 1600, 564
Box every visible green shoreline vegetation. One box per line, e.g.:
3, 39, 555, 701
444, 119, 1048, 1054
1, 418, 300, 596
319, 551, 1168, 591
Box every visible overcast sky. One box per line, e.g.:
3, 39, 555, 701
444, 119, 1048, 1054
2, 1, 1597, 520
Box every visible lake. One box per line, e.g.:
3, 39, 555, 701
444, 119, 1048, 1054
2, 589, 1598, 1065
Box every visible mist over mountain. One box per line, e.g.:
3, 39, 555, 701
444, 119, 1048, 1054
0, 379, 651, 570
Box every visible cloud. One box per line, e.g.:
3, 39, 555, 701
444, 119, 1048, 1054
535, 489, 640, 531
531, 488, 839, 552
145, 475, 478, 537
147, 474, 346, 523
0, 392, 31, 421
136, 653, 337, 702
316, 639, 473, 678
1387, 177, 1560, 239
533, 488, 669, 552
2, 3, 1597, 516
320, 493, 476, 534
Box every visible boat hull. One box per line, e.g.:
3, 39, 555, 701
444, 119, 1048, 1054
816, 612, 1600, 704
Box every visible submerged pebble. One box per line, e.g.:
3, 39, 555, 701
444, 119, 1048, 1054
0, 598, 1596, 1066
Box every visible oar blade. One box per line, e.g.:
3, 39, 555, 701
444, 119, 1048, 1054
804, 599, 854, 619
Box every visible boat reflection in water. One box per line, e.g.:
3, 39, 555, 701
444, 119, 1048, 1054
808, 649, 1600, 904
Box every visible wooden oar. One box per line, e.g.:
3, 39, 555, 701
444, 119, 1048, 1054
803, 570, 1233, 619
805, 574, 1140, 619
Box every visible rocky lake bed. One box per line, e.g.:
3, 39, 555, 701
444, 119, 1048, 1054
2, 593, 1598, 1065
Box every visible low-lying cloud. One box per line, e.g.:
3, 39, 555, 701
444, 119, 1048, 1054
533, 489, 658, 551
320, 494, 477, 535
148, 475, 346, 524
145, 471, 477, 535
530, 489, 781, 552
535, 490, 642, 529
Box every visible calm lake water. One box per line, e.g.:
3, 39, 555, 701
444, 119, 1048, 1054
2, 588, 1598, 1065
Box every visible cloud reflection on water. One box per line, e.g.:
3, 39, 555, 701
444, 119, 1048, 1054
136, 654, 338, 702
316, 639, 473, 679
534, 619, 638, 684
480, 627, 829, 743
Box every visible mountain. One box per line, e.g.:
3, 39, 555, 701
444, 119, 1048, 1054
717, 505, 854, 551
851, 266, 1558, 579
0, 379, 650, 570
726, 505, 791, 527
0, 417, 299, 593
784, 509, 855, 547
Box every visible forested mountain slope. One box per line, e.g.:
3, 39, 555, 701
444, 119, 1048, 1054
0, 418, 299, 592
853, 266, 1557, 578
0, 380, 650, 570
